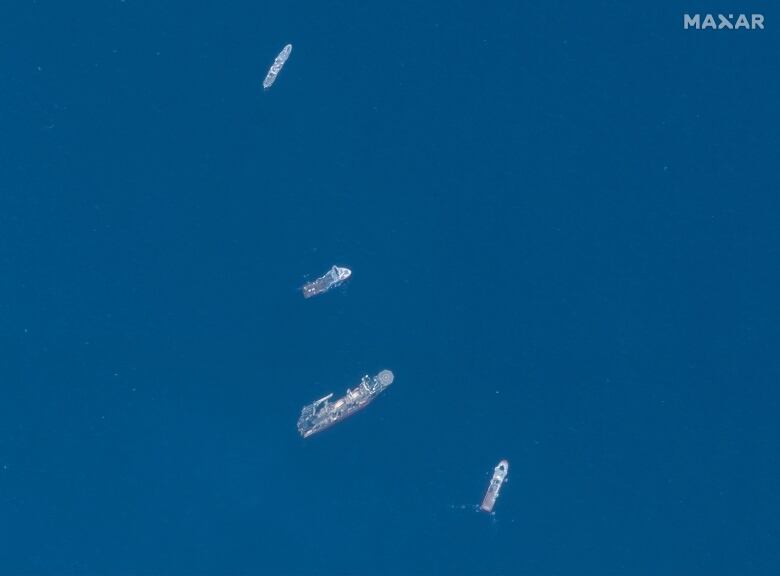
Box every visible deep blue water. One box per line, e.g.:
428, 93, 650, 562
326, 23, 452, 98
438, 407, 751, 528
2, 2, 779, 575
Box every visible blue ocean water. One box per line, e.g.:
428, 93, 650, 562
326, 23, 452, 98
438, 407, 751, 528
1, 2, 778, 575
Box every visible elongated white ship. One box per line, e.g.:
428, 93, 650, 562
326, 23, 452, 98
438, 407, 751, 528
263, 44, 292, 90
301, 265, 351, 299
297, 370, 394, 438
480, 459, 509, 513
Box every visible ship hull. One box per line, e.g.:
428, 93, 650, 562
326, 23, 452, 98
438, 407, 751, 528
297, 371, 394, 438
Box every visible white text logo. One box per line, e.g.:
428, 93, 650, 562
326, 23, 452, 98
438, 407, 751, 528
684, 14, 764, 30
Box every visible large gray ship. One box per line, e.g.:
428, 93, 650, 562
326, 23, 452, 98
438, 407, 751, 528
297, 370, 394, 438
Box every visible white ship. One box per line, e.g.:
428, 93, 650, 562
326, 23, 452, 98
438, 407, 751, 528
301, 265, 352, 299
297, 370, 394, 438
480, 459, 509, 513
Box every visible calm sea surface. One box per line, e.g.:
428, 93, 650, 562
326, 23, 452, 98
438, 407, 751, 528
1, 2, 778, 574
